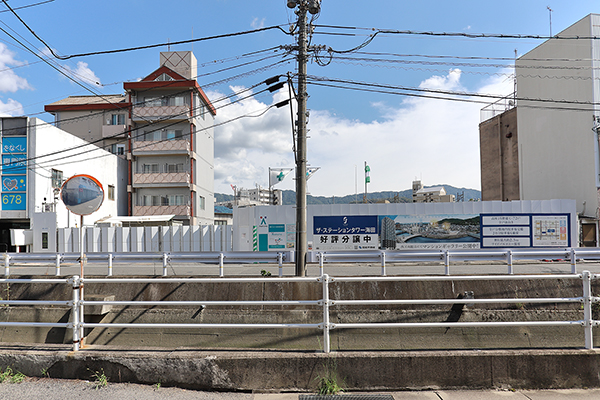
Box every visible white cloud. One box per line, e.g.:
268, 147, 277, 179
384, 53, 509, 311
62, 61, 102, 87
0, 43, 31, 93
211, 70, 514, 196
0, 98, 24, 117
210, 84, 296, 188
39, 48, 102, 87
251, 17, 266, 29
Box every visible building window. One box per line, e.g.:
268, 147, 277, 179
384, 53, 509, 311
165, 163, 184, 173
51, 169, 63, 188
168, 194, 185, 205
41, 232, 48, 249
215, 220, 227, 225
110, 114, 126, 125
108, 185, 115, 200
199, 196, 205, 210
155, 73, 174, 82
138, 129, 183, 141
111, 144, 126, 155
142, 95, 188, 107
139, 194, 187, 206
142, 164, 159, 173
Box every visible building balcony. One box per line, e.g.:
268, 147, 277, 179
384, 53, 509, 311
102, 124, 128, 138
131, 105, 190, 121
134, 204, 191, 217
132, 172, 191, 187
131, 139, 191, 155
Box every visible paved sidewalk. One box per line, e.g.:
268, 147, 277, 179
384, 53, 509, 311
1, 382, 599, 400
256, 389, 600, 399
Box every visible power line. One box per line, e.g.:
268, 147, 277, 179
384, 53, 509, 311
17, 76, 291, 169
0, 0, 54, 13
304, 76, 600, 113
46, 25, 291, 60
313, 24, 600, 41
306, 75, 600, 106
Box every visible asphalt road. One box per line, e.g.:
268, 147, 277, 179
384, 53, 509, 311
4, 259, 600, 278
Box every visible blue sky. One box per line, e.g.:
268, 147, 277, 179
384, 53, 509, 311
0, 0, 599, 197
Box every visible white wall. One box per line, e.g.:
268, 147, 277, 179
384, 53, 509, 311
29, 118, 127, 228
193, 107, 215, 225
233, 200, 579, 250
516, 14, 600, 216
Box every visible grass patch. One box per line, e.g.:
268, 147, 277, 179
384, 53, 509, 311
89, 368, 108, 389
315, 359, 344, 395
0, 367, 25, 383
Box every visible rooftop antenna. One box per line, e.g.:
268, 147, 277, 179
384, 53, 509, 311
547, 6, 553, 37
513, 49, 517, 103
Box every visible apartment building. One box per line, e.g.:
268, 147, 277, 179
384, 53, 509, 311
479, 14, 600, 245
45, 51, 217, 225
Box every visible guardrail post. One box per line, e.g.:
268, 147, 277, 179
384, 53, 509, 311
381, 251, 386, 277
278, 252, 283, 277
162, 253, 168, 277
71, 275, 81, 351
444, 250, 450, 276
55, 254, 61, 276
582, 270, 593, 349
322, 273, 330, 353
219, 253, 224, 278
107, 253, 113, 277
319, 252, 324, 276
507, 250, 513, 275
571, 248, 577, 274
3, 254, 9, 277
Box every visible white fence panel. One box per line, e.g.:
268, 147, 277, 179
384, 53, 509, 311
162, 227, 172, 253
191, 226, 202, 252
145, 227, 159, 252
171, 226, 182, 252
55, 225, 232, 253
131, 227, 144, 252
182, 226, 191, 252
202, 226, 212, 252
102, 227, 115, 253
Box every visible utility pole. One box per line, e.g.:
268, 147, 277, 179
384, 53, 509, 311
287, 0, 320, 276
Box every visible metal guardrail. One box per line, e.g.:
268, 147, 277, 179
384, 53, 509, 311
0, 271, 596, 353
315, 247, 597, 275
1, 251, 294, 277
2, 248, 600, 277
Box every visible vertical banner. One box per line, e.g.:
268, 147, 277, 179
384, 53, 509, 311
1, 136, 27, 211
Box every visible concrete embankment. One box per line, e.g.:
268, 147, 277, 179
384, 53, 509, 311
0, 345, 599, 392
0, 275, 598, 390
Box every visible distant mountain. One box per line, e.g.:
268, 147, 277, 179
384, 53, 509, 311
215, 185, 481, 206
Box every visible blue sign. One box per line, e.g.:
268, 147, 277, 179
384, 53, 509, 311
1, 154, 26, 174
1, 193, 25, 210
269, 224, 285, 233
314, 215, 378, 235
2, 175, 26, 192
2, 137, 27, 154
